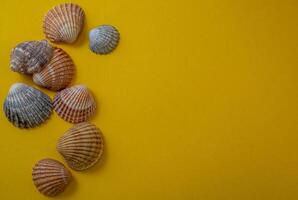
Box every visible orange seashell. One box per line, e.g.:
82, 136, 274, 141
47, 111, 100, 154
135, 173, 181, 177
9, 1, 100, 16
57, 122, 104, 171
43, 3, 85, 43
33, 47, 75, 91
53, 85, 96, 123
32, 158, 72, 197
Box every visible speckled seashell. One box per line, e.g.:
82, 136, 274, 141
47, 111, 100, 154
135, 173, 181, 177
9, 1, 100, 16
33, 48, 75, 91
57, 122, 104, 171
89, 25, 120, 54
32, 158, 72, 197
43, 3, 85, 43
10, 40, 53, 74
53, 85, 96, 123
3, 83, 53, 128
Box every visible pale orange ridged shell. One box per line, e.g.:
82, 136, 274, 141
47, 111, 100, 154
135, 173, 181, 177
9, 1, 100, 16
32, 158, 72, 197
33, 47, 75, 91
57, 122, 104, 171
53, 85, 96, 123
43, 3, 85, 43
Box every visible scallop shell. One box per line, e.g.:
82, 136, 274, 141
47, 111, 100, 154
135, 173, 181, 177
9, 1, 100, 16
43, 3, 85, 43
53, 85, 96, 123
89, 25, 120, 54
32, 158, 72, 197
57, 122, 104, 171
10, 40, 53, 74
33, 47, 75, 91
3, 83, 53, 128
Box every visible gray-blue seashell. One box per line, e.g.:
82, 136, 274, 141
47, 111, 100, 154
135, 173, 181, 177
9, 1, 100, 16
89, 25, 120, 54
10, 40, 53, 75
3, 83, 53, 128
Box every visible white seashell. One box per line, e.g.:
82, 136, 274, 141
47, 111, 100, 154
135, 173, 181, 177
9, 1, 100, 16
53, 85, 96, 123
33, 47, 75, 91
10, 40, 53, 74
89, 25, 120, 54
32, 158, 72, 197
3, 83, 53, 128
43, 3, 85, 43
57, 122, 104, 171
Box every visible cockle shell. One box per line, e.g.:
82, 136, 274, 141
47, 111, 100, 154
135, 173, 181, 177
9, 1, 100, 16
33, 47, 75, 91
10, 40, 53, 74
32, 158, 72, 197
57, 122, 104, 171
43, 3, 85, 43
89, 25, 120, 54
3, 83, 53, 128
53, 85, 96, 123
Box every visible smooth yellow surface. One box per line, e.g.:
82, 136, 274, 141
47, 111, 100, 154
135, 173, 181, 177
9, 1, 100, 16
0, 0, 298, 199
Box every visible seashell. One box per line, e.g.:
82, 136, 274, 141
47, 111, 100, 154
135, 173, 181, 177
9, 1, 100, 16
33, 47, 75, 91
89, 25, 120, 54
43, 3, 85, 44
3, 83, 53, 128
57, 122, 104, 171
32, 158, 72, 197
10, 40, 53, 75
53, 85, 96, 123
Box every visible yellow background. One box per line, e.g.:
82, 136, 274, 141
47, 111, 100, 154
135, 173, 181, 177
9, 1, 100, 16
0, 0, 298, 199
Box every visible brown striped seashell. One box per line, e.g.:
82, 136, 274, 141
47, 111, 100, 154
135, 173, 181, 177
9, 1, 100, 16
53, 85, 96, 123
10, 40, 53, 75
32, 158, 72, 197
32, 47, 75, 91
43, 3, 85, 43
57, 122, 104, 171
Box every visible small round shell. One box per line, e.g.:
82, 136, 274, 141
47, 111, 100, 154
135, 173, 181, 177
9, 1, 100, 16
89, 25, 120, 54
33, 47, 75, 91
32, 158, 72, 197
3, 83, 53, 128
57, 122, 104, 171
53, 85, 96, 123
10, 40, 53, 74
43, 3, 85, 43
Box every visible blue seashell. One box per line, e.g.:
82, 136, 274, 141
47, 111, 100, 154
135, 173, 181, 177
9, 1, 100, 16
10, 40, 53, 75
89, 25, 120, 54
3, 83, 53, 128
